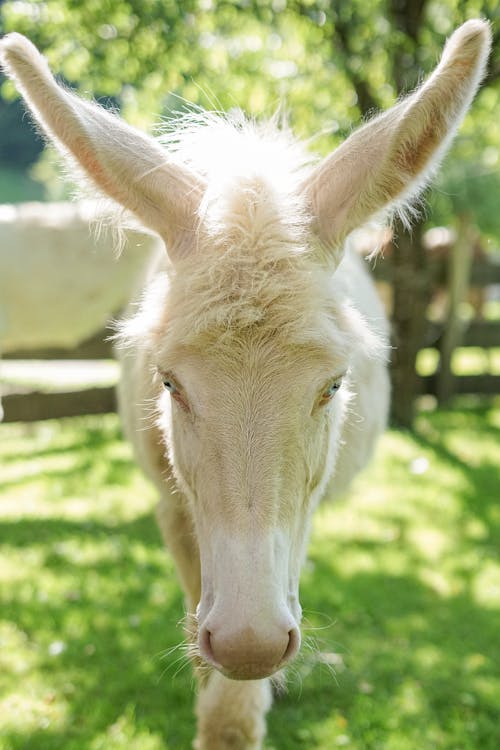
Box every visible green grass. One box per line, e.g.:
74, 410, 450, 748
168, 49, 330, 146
1, 405, 499, 749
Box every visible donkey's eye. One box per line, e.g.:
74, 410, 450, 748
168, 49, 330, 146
319, 376, 344, 405
158, 371, 190, 412
163, 378, 177, 394
158, 370, 179, 394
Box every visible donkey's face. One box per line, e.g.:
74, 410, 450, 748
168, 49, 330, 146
1, 21, 490, 681
155, 320, 352, 677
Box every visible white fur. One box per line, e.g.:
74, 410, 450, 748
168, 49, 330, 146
0, 21, 491, 749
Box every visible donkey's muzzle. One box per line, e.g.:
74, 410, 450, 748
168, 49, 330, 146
199, 617, 301, 680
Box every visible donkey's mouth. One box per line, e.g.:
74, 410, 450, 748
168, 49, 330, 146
216, 661, 286, 681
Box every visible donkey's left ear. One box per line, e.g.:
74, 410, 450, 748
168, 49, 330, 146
304, 20, 492, 259
0, 33, 206, 257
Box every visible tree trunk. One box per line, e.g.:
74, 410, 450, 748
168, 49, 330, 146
389, 218, 432, 427
324, 0, 435, 428
386, 0, 430, 429
436, 214, 476, 404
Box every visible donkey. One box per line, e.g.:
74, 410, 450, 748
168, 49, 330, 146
0, 21, 491, 749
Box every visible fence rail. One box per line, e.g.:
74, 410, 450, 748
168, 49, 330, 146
1, 258, 499, 423
2, 386, 116, 422
3, 329, 113, 361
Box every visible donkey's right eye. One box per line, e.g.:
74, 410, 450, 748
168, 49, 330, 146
163, 379, 177, 393
158, 372, 190, 412
158, 370, 180, 394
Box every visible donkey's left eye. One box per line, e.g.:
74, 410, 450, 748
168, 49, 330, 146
319, 377, 343, 404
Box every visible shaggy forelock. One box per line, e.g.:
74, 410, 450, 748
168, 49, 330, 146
116, 112, 383, 361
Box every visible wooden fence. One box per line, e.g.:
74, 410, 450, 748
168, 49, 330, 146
2, 329, 116, 422
372, 252, 500, 402
2, 258, 499, 423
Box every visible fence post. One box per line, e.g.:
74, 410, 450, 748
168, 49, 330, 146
436, 215, 475, 404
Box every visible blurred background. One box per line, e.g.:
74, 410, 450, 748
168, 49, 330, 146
0, 3, 499, 750
0, 0, 499, 424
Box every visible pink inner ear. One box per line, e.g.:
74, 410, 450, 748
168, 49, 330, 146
72, 134, 131, 208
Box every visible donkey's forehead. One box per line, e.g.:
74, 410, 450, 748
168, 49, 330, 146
151, 242, 363, 372
155, 306, 354, 377
160, 240, 336, 337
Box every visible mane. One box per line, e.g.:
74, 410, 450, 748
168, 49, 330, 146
155, 110, 315, 245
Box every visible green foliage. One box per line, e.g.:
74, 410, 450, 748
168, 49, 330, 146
430, 81, 500, 242
1, 405, 499, 748
0, 97, 43, 168
0, 165, 43, 202
0, 0, 498, 238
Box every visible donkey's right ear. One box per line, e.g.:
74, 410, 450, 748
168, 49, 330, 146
0, 33, 206, 258
303, 20, 491, 262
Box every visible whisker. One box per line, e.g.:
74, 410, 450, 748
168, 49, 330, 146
301, 609, 338, 632
157, 652, 190, 684
156, 640, 185, 662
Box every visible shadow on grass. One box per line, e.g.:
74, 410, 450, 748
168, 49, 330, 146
1, 405, 499, 749
0, 456, 136, 493
269, 565, 500, 749
1, 416, 197, 748
0, 423, 120, 466
1, 511, 196, 750
267, 404, 500, 749
415, 408, 499, 538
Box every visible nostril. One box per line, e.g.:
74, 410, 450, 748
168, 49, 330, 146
199, 627, 216, 664
281, 626, 301, 665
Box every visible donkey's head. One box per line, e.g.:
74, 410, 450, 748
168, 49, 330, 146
0, 21, 490, 679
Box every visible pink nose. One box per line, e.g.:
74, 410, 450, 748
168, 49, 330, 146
199, 620, 301, 679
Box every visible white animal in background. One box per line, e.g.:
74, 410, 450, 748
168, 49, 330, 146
0, 20, 491, 750
0, 201, 157, 354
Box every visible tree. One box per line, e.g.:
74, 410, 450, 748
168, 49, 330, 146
1, 0, 498, 426
285, 0, 499, 426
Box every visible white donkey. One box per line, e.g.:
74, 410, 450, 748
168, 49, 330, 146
0, 21, 490, 749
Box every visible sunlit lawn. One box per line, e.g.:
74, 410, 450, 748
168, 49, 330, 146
1, 404, 499, 749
